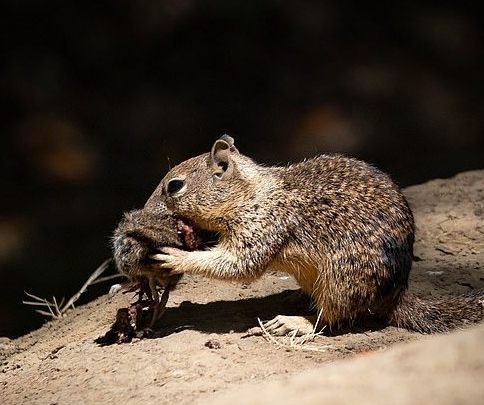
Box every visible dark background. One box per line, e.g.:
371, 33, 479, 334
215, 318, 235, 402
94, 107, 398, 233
1, 0, 483, 338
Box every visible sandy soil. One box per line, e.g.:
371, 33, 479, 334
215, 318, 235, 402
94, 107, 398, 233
1, 170, 483, 405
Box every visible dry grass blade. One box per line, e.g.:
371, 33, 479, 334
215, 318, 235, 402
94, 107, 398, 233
23, 291, 49, 302
23, 292, 62, 318
23, 258, 113, 320
257, 318, 286, 348
62, 259, 112, 311
90, 274, 126, 286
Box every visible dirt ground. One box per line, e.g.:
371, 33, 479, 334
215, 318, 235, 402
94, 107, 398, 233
1, 170, 483, 405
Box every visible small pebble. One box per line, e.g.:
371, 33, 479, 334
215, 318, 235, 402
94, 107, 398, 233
109, 284, 123, 296
204, 339, 221, 349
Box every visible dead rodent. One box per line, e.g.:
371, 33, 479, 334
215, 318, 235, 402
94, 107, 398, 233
145, 135, 484, 335
113, 208, 194, 287
111, 207, 217, 329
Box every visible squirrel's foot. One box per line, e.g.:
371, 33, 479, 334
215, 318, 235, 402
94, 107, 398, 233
262, 315, 316, 337
149, 247, 186, 274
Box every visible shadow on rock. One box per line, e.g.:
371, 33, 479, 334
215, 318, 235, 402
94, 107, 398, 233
151, 290, 389, 338
152, 289, 313, 337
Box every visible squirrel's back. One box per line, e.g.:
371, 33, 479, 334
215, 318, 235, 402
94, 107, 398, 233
260, 154, 415, 326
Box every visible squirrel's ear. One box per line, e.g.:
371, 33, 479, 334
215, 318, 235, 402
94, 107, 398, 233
217, 135, 239, 153
210, 135, 238, 180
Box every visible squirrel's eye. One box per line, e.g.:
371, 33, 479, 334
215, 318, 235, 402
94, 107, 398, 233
166, 179, 185, 195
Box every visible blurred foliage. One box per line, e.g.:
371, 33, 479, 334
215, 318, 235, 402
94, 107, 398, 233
1, 0, 483, 337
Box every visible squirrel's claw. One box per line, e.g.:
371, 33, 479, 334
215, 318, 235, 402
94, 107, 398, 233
160, 247, 184, 256
149, 248, 186, 274
149, 253, 174, 269
150, 253, 171, 262
149, 253, 163, 260
150, 247, 183, 262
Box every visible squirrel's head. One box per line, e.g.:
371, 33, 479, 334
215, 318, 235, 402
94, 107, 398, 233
145, 135, 258, 232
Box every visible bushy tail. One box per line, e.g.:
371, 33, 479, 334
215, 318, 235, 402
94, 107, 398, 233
389, 290, 484, 333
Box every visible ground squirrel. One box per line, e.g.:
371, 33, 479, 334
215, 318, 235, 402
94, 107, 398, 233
140, 135, 483, 335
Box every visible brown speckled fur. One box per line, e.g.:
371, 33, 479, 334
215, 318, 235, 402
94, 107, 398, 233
143, 136, 484, 333
112, 208, 185, 289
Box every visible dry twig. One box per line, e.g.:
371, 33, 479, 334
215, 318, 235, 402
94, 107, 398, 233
23, 259, 121, 320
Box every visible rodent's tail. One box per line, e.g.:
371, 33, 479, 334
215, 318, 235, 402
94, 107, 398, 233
389, 290, 484, 333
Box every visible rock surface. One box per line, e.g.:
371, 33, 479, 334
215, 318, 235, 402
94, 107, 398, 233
1, 170, 483, 405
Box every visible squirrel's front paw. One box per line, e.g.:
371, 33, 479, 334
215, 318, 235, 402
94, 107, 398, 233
150, 247, 186, 274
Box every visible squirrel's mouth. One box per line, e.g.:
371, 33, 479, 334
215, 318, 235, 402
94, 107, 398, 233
141, 217, 219, 269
